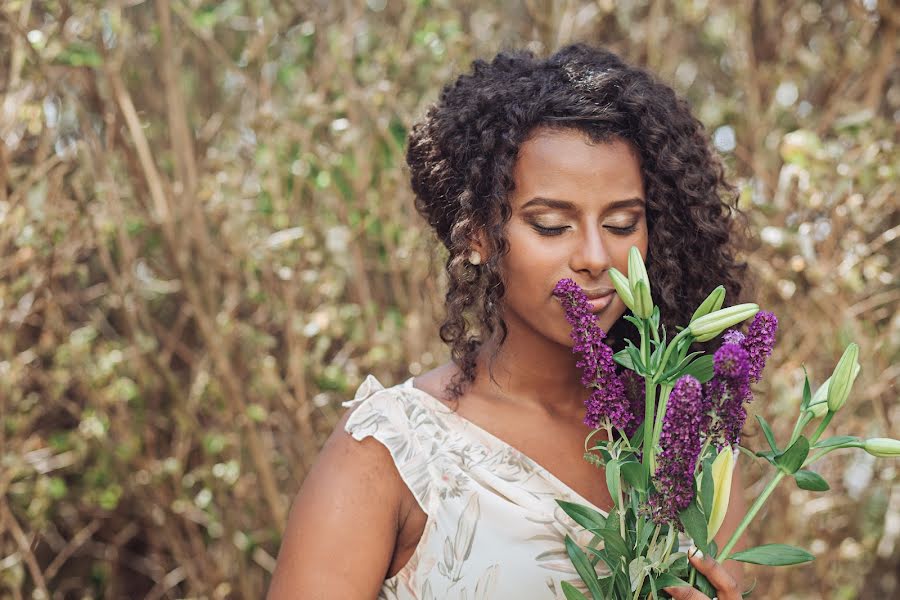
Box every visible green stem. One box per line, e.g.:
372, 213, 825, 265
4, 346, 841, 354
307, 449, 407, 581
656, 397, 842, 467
651, 328, 692, 385
719, 471, 785, 561
694, 437, 712, 478
809, 412, 835, 445
617, 479, 626, 539
641, 321, 657, 474
788, 410, 814, 446
651, 383, 673, 456
631, 572, 647, 600
802, 441, 863, 468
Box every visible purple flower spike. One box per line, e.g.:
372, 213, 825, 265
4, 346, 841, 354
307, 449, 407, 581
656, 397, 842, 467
553, 279, 631, 431
722, 329, 746, 346
713, 343, 751, 380
705, 343, 753, 448
649, 375, 707, 525
741, 311, 778, 383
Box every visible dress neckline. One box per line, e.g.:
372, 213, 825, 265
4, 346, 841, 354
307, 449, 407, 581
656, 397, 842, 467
401, 377, 608, 515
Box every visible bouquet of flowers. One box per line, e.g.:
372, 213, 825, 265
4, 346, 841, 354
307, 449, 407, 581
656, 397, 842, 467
552, 246, 899, 600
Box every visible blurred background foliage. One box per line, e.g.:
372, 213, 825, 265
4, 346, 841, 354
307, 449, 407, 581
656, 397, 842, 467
0, 0, 897, 598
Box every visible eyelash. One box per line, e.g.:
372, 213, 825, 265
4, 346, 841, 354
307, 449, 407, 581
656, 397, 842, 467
532, 224, 639, 237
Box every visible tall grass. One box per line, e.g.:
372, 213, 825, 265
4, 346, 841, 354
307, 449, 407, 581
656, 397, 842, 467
1, 1, 896, 597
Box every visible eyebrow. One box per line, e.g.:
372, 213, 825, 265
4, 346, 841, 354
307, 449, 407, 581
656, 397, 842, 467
520, 196, 646, 212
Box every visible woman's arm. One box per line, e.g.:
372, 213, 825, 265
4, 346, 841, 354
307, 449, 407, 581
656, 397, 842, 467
267, 409, 404, 599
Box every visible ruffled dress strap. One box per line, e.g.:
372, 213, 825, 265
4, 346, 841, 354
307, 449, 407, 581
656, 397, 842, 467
341, 374, 435, 513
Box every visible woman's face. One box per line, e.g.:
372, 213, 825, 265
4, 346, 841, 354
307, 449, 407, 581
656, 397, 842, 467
496, 127, 649, 348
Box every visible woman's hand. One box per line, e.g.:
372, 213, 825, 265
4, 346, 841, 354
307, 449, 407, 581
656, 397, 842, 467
662, 547, 741, 600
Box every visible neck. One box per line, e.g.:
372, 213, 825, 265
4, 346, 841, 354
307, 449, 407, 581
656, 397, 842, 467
470, 314, 591, 419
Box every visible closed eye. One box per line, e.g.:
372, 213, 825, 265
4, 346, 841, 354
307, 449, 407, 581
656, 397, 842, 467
531, 223, 639, 237
607, 223, 639, 236
532, 224, 568, 236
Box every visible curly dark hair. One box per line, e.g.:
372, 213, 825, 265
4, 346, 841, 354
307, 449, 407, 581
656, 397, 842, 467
406, 43, 754, 401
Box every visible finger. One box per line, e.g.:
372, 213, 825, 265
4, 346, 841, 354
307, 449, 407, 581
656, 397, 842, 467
661, 583, 709, 600
687, 546, 739, 599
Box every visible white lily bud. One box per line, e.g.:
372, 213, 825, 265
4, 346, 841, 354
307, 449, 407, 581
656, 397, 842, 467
707, 446, 738, 542
826, 344, 860, 413
863, 438, 900, 458
688, 304, 760, 343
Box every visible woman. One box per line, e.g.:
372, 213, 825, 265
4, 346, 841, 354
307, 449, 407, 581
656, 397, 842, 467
269, 43, 752, 599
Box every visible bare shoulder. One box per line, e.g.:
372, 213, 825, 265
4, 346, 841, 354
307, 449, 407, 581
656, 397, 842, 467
411, 361, 460, 405
267, 402, 406, 599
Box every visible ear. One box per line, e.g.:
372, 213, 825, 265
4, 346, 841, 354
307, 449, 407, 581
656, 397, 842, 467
469, 229, 489, 261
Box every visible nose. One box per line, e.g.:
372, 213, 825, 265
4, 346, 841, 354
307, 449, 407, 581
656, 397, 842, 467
570, 225, 611, 278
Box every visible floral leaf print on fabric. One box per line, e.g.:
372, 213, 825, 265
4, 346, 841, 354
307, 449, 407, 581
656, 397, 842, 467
343, 375, 619, 599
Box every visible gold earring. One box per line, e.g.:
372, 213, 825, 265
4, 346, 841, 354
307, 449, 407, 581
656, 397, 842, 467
468, 250, 482, 265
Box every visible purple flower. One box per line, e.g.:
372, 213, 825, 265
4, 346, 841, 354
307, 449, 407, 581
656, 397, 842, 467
553, 279, 631, 431
704, 343, 752, 448
714, 343, 751, 380
649, 375, 707, 525
741, 311, 778, 383
722, 329, 746, 346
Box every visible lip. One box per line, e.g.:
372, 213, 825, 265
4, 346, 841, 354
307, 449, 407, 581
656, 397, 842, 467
581, 288, 616, 313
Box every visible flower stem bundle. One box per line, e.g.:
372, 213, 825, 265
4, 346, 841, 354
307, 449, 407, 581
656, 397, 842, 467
551, 247, 898, 600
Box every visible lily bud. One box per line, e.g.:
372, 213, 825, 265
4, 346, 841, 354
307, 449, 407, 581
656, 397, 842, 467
807, 400, 829, 419
707, 446, 737, 542
609, 268, 636, 314
805, 377, 831, 418
863, 438, 900, 458
627, 246, 650, 288
826, 344, 860, 413
690, 286, 726, 323
688, 304, 760, 343
633, 280, 653, 319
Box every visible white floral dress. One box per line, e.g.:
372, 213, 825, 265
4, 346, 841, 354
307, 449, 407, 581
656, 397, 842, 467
342, 374, 609, 600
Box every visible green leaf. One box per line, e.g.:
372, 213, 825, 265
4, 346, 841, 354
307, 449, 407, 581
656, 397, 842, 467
699, 455, 715, 518
794, 470, 830, 491
813, 435, 860, 449
729, 543, 815, 566
756, 414, 779, 453
636, 519, 655, 555
56, 43, 103, 68
596, 526, 629, 565
660, 351, 704, 381
629, 423, 645, 450
625, 345, 646, 375
564, 535, 605, 600
605, 459, 621, 508
623, 315, 644, 330
557, 500, 608, 531
650, 572, 689, 591
775, 436, 810, 474
620, 460, 648, 493
560, 581, 591, 600
613, 349, 636, 371
678, 500, 708, 554
628, 556, 649, 588
695, 572, 717, 596
649, 339, 665, 371
585, 546, 620, 576
801, 367, 812, 410
680, 355, 714, 383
